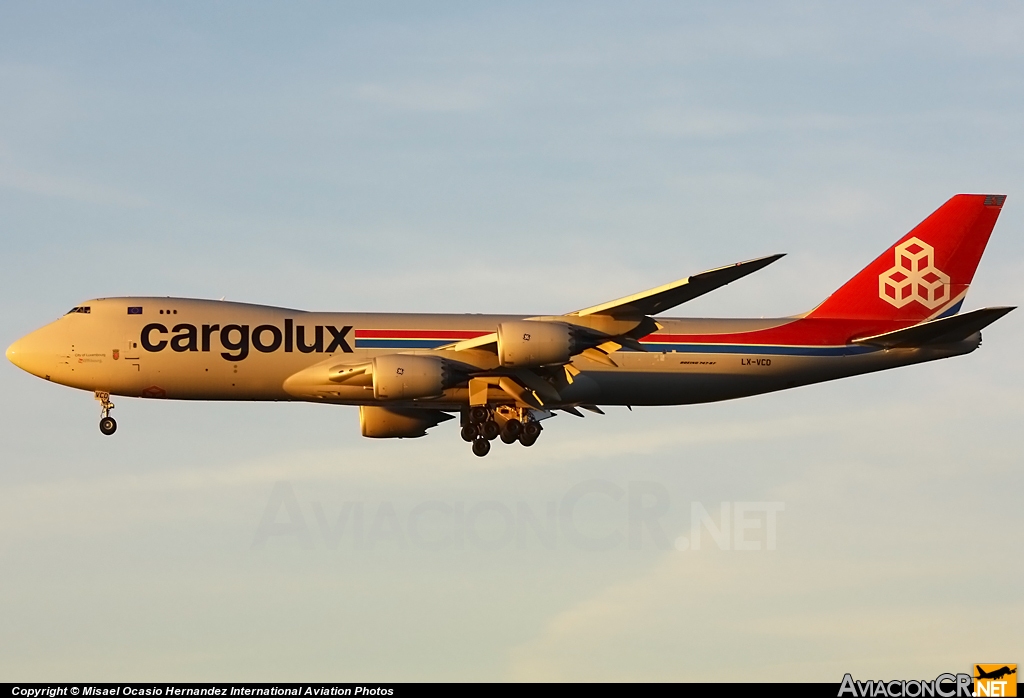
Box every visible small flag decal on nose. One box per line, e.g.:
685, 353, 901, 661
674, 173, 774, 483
127, 307, 143, 315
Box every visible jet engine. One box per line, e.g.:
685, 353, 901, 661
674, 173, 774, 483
497, 320, 582, 367
372, 354, 453, 400
359, 405, 454, 438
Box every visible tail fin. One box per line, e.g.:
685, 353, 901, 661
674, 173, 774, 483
807, 194, 1005, 321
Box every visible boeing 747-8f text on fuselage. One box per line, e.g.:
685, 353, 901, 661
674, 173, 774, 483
7, 194, 1014, 456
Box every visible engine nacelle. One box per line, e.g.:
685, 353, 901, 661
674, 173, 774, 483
497, 320, 577, 367
359, 406, 453, 438
372, 353, 451, 400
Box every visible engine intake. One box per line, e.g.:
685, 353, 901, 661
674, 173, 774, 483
372, 354, 453, 400
497, 320, 582, 367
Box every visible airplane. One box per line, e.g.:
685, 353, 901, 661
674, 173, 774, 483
975, 666, 1016, 681
5, 193, 1014, 457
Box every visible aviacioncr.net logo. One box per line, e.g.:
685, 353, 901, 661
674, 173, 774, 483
879, 237, 950, 309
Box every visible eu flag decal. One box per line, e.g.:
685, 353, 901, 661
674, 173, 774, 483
127, 307, 143, 315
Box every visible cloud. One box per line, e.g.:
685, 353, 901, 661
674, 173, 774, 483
506, 505, 1023, 681
641, 108, 869, 140
354, 80, 499, 113
0, 161, 148, 208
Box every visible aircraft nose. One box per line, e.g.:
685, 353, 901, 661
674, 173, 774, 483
7, 324, 62, 378
6, 338, 26, 369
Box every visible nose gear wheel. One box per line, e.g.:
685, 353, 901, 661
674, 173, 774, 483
95, 391, 117, 436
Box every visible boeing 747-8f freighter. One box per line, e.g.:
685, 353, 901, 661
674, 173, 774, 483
7, 194, 1013, 456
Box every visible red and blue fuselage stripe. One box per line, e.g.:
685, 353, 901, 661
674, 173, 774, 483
357, 339, 455, 349
351, 328, 879, 356
639, 343, 873, 356
354, 329, 488, 351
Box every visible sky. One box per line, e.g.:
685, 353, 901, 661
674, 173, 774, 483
1, 0, 1022, 682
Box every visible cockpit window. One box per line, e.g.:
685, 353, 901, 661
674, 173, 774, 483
65, 306, 91, 315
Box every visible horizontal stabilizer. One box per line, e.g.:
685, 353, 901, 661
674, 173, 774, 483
570, 254, 785, 319
852, 307, 1015, 348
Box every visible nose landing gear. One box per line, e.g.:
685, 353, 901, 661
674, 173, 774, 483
95, 391, 116, 436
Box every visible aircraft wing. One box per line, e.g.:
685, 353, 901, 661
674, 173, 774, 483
439, 253, 785, 353
568, 253, 785, 319
442, 331, 499, 353
300, 253, 788, 410
852, 306, 1015, 348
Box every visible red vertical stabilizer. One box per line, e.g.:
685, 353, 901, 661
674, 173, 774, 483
808, 194, 1005, 321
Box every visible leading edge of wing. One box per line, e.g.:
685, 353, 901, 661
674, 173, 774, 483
569, 253, 785, 319
437, 253, 785, 352
441, 331, 499, 353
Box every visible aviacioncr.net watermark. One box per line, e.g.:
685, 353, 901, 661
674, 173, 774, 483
251, 479, 784, 553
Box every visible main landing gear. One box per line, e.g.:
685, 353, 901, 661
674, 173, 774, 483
95, 391, 117, 436
461, 405, 543, 457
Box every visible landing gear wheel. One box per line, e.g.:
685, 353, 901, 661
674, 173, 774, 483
502, 419, 522, 440
481, 420, 500, 441
95, 391, 116, 435
470, 406, 490, 424
472, 437, 491, 457
460, 424, 477, 442
519, 420, 541, 447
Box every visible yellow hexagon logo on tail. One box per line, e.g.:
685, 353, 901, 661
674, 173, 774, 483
879, 237, 950, 309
